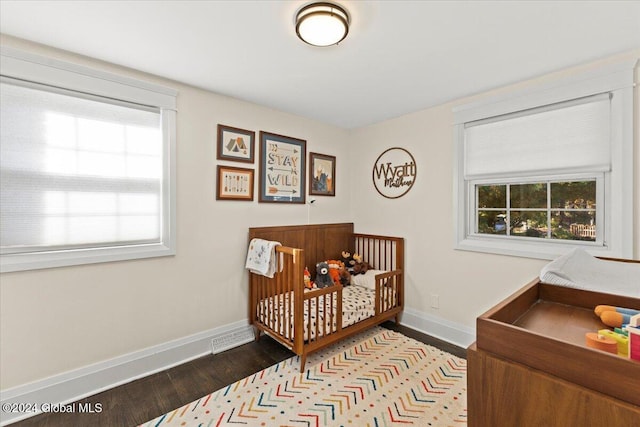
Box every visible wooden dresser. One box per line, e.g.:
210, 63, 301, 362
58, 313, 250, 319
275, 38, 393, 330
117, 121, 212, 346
467, 278, 640, 426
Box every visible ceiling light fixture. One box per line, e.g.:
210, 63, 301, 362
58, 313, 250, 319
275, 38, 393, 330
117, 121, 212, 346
295, 2, 350, 47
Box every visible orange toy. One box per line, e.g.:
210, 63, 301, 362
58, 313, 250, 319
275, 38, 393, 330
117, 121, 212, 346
303, 266, 313, 289
585, 332, 618, 354
594, 305, 640, 328
326, 259, 350, 285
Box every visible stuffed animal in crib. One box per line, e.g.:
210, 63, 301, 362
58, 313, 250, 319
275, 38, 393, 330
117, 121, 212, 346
595, 305, 640, 328
315, 262, 334, 288
304, 266, 315, 289
352, 253, 372, 275
339, 266, 351, 286
341, 251, 356, 272
326, 259, 351, 286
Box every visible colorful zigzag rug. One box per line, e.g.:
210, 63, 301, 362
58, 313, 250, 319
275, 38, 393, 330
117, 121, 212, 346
139, 327, 467, 427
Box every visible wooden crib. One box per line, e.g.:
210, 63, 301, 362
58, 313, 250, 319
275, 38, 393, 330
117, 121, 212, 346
248, 223, 404, 372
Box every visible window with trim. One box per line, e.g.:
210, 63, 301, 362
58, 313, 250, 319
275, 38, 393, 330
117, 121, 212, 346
453, 61, 634, 260
475, 178, 599, 242
0, 48, 177, 272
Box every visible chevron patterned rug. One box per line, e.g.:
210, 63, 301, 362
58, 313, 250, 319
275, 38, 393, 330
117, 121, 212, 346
139, 327, 467, 427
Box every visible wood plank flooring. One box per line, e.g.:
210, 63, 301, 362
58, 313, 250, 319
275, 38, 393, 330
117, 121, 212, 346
11, 322, 466, 427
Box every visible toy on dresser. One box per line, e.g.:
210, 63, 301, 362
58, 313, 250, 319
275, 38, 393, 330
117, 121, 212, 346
588, 305, 640, 359
626, 313, 640, 361
595, 305, 640, 328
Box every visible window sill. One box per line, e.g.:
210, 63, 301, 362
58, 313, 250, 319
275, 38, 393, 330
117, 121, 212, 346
455, 235, 621, 261
1, 243, 175, 273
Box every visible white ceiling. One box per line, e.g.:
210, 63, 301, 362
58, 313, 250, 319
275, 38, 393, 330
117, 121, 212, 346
1, 1, 639, 129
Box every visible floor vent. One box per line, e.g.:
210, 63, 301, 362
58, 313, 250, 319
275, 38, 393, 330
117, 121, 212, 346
211, 325, 255, 354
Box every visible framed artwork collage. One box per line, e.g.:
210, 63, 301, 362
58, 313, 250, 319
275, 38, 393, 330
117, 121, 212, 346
216, 124, 335, 203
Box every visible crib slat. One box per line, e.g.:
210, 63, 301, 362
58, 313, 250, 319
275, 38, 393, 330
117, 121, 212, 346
315, 294, 320, 343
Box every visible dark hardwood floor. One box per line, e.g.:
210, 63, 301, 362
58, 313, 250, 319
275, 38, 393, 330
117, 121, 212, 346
11, 322, 466, 427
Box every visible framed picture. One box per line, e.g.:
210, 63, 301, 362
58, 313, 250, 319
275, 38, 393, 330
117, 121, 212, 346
309, 152, 336, 196
259, 131, 306, 204
217, 124, 255, 163
216, 165, 254, 201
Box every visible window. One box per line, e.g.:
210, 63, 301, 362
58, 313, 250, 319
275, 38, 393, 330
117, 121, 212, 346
474, 178, 599, 242
0, 47, 177, 272
453, 60, 635, 259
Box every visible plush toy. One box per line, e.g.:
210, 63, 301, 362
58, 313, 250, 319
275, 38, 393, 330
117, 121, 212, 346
339, 266, 351, 286
352, 253, 372, 275
594, 305, 640, 328
315, 262, 334, 288
303, 266, 314, 289
341, 251, 356, 272
326, 259, 351, 286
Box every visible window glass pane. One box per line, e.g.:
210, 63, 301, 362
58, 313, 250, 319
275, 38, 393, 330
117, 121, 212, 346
551, 211, 596, 241
510, 210, 548, 238
550, 181, 596, 209
478, 185, 506, 208
478, 211, 507, 235
510, 183, 547, 208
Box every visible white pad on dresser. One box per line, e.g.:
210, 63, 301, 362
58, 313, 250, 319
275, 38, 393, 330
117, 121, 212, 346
540, 248, 639, 297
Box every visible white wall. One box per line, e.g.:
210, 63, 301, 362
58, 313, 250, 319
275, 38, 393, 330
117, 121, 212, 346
349, 51, 640, 333
0, 35, 351, 390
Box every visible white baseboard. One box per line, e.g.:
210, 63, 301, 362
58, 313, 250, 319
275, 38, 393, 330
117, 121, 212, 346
0, 320, 254, 426
400, 307, 476, 349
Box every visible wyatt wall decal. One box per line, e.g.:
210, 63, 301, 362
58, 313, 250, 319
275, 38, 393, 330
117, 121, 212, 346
372, 147, 417, 199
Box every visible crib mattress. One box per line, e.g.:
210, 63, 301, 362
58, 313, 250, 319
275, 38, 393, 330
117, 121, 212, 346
258, 285, 394, 342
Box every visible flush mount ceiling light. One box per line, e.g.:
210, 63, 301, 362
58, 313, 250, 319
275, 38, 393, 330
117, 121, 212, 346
295, 2, 350, 47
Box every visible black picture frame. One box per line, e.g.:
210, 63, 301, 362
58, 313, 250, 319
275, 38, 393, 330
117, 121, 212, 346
258, 131, 306, 204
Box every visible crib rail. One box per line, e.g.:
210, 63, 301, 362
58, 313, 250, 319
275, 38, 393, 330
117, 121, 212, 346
250, 246, 303, 353
355, 233, 404, 312
354, 233, 404, 272
303, 284, 343, 346
375, 269, 403, 315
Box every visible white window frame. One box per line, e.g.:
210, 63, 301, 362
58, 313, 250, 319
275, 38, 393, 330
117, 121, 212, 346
453, 59, 636, 260
0, 47, 177, 272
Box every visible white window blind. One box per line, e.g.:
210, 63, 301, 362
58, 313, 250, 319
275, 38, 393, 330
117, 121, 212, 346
0, 47, 177, 272
1, 80, 163, 254
464, 94, 611, 179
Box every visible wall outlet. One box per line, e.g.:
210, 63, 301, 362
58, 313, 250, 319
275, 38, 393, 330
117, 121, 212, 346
431, 294, 439, 309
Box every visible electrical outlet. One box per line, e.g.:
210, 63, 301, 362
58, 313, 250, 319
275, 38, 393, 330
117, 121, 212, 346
431, 294, 439, 309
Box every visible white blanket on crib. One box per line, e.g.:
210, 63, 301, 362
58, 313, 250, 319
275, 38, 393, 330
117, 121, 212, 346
245, 238, 282, 278
540, 248, 640, 297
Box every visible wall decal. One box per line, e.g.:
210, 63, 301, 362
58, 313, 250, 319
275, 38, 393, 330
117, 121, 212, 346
372, 147, 417, 199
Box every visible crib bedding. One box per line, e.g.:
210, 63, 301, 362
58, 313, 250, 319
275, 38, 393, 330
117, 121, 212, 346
258, 285, 396, 342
